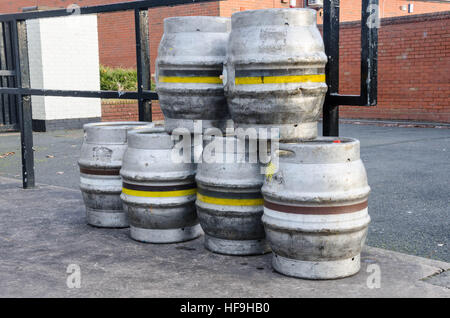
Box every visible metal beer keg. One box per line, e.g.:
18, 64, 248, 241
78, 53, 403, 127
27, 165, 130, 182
262, 138, 371, 279
196, 136, 269, 255
224, 9, 328, 140
156, 16, 231, 133
79, 122, 150, 228
120, 127, 202, 243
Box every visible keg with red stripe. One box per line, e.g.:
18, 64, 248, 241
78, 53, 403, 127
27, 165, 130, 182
120, 127, 202, 243
79, 122, 151, 228
196, 136, 269, 255
262, 138, 371, 279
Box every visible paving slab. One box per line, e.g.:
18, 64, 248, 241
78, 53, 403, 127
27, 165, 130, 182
0, 176, 448, 298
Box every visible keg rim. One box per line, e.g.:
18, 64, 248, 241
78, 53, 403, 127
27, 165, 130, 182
231, 7, 317, 23
127, 126, 166, 136
126, 126, 177, 150
232, 7, 317, 15
275, 137, 361, 164
280, 137, 357, 147
278, 137, 359, 157
83, 121, 150, 130
164, 16, 231, 23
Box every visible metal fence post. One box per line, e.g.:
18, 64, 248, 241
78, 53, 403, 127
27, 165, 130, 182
135, 8, 152, 122
323, 0, 340, 137
0, 0, 377, 188
14, 20, 34, 188
361, 0, 379, 106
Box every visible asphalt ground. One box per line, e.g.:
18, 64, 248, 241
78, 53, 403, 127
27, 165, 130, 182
0, 123, 449, 262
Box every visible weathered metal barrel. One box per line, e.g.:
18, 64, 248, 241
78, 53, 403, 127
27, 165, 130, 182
196, 136, 269, 255
156, 16, 231, 133
120, 127, 202, 243
262, 138, 371, 279
224, 9, 328, 140
79, 122, 150, 228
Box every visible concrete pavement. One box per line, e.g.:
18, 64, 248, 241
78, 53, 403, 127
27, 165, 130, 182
0, 176, 448, 297
0, 123, 448, 262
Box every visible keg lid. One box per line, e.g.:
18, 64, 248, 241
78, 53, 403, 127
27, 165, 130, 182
231, 8, 317, 28
278, 137, 360, 164
164, 16, 231, 33
84, 122, 152, 144
127, 127, 175, 149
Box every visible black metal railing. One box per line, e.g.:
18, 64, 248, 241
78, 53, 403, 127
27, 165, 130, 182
0, 0, 378, 189
323, 0, 379, 136
0, 0, 218, 189
0, 21, 18, 132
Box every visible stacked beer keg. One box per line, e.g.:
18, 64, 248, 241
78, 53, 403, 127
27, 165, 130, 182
79, 122, 152, 228
224, 9, 371, 279
195, 136, 269, 255
78, 8, 370, 280
119, 16, 233, 244
120, 127, 202, 243
155, 16, 232, 134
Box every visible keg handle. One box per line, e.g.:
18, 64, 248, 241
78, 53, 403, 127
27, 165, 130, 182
277, 143, 299, 159
222, 62, 229, 92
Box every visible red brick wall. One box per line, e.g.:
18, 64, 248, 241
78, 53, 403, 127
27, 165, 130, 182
338, 12, 450, 123
101, 100, 139, 122
96, 1, 222, 70
101, 100, 164, 122
0, 0, 133, 14
335, 0, 450, 22
1, 1, 449, 123
98, 10, 137, 68
219, 0, 297, 17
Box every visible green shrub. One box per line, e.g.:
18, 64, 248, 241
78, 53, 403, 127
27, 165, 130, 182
100, 65, 138, 91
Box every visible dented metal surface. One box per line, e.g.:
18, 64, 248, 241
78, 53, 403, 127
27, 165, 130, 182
120, 128, 202, 243
224, 9, 328, 140
196, 136, 269, 255
156, 16, 231, 133
78, 122, 150, 228
262, 137, 371, 279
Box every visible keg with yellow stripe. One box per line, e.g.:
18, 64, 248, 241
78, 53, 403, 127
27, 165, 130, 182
224, 8, 328, 140
262, 138, 371, 279
156, 16, 231, 133
120, 127, 202, 243
196, 136, 269, 255
78, 122, 151, 228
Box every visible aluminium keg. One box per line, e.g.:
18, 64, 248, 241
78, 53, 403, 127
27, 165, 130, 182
262, 138, 371, 279
196, 136, 269, 255
120, 127, 202, 243
224, 9, 328, 140
79, 122, 150, 228
156, 16, 231, 133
